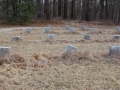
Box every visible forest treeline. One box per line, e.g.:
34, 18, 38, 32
0, 0, 120, 24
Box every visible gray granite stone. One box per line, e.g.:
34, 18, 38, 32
64, 44, 77, 54
116, 27, 120, 30
13, 36, 20, 41
84, 34, 90, 40
109, 46, 120, 55
113, 35, 120, 39
82, 25, 87, 30
69, 27, 74, 32
117, 29, 120, 34
48, 34, 55, 41
66, 25, 70, 30
48, 26, 52, 29
91, 28, 98, 33
0, 47, 10, 58
25, 28, 31, 33
45, 27, 50, 33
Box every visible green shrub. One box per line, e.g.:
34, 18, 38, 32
1, 0, 36, 25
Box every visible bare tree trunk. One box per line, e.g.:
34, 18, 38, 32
100, 0, 104, 19
58, 0, 61, 16
44, 0, 50, 20
111, 0, 115, 20
36, 0, 41, 17
63, 0, 68, 19
82, 0, 87, 20
118, 0, 120, 23
71, 0, 75, 19
105, 0, 108, 20
53, 0, 56, 17
77, 0, 81, 21
82, 0, 90, 21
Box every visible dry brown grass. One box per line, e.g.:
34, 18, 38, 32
0, 21, 119, 90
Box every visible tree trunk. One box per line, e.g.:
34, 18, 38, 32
53, 0, 56, 17
36, 0, 41, 17
82, 0, 90, 21
44, 0, 50, 20
63, 0, 68, 19
105, 0, 108, 20
58, 0, 61, 16
71, 0, 75, 19
12, 1, 17, 17
111, 1, 115, 20
100, 0, 104, 19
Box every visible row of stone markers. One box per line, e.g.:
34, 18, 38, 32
13, 25, 120, 42
1, 25, 120, 59
1, 44, 120, 59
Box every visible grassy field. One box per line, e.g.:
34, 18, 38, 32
0, 21, 120, 90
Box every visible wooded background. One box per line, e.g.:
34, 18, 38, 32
0, 0, 120, 23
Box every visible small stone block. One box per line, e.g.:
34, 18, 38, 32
45, 28, 50, 33
69, 27, 74, 32
13, 36, 20, 41
48, 34, 55, 41
117, 29, 120, 34
25, 28, 31, 33
64, 44, 77, 54
116, 27, 120, 30
66, 25, 70, 30
0, 47, 10, 58
48, 26, 52, 29
84, 34, 90, 40
82, 25, 87, 30
91, 28, 98, 33
109, 46, 120, 55
113, 35, 120, 39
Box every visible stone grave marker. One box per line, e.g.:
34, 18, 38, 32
82, 25, 87, 30
69, 27, 74, 32
91, 28, 98, 33
0, 47, 10, 59
117, 29, 120, 34
48, 34, 55, 41
113, 35, 120, 40
84, 34, 90, 40
25, 27, 31, 33
116, 27, 120, 33
48, 26, 52, 29
12, 36, 20, 41
66, 25, 70, 30
109, 46, 120, 55
116, 27, 120, 31
44, 27, 50, 33
64, 44, 77, 54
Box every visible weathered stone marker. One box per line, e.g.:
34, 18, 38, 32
82, 25, 87, 30
48, 34, 55, 41
91, 28, 98, 33
109, 46, 120, 55
44, 27, 50, 33
64, 44, 77, 54
116, 27, 120, 33
25, 27, 31, 33
113, 35, 120, 40
69, 27, 74, 32
117, 29, 120, 34
48, 26, 52, 29
116, 27, 120, 30
12, 36, 20, 41
66, 25, 70, 30
0, 47, 10, 58
84, 34, 90, 40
